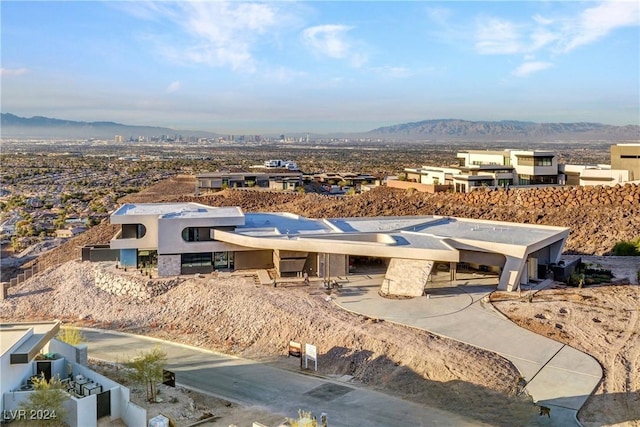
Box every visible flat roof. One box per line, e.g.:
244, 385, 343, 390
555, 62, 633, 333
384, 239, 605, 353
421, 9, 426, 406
0, 321, 60, 358
417, 217, 563, 246
234, 213, 566, 250
113, 203, 244, 220
238, 213, 333, 236
326, 216, 444, 233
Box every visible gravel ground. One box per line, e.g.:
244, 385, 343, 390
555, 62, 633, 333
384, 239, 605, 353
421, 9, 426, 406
1, 261, 543, 426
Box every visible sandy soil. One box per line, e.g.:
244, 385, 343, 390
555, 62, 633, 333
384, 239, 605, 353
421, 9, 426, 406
492, 283, 640, 427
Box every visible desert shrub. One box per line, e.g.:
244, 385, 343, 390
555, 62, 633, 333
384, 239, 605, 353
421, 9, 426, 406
57, 327, 85, 346
18, 374, 68, 426
612, 240, 640, 256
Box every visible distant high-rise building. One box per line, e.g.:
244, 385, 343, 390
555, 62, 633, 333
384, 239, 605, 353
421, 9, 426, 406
114, 135, 124, 143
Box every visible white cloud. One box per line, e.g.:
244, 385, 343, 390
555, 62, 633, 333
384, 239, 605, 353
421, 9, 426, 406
302, 24, 367, 67
532, 14, 553, 26
119, 2, 285, 72
1, 68, 29, 76
303, 25, 352, 58
475, 18, 523, 54
512, 61, 553, 77
165, 81, 181, 94
426, 6, 453, 25
475, 1, 639, 56
560, 1, 640, 52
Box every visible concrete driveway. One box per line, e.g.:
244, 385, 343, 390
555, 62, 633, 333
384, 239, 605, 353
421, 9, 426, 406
331, 273, 602, 426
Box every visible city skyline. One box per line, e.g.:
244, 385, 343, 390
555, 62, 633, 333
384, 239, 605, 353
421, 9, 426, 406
2, 1, 639, 134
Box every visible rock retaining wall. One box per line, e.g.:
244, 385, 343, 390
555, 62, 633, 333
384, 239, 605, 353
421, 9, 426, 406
460, 183, 640, 209
94, 263, 181, 300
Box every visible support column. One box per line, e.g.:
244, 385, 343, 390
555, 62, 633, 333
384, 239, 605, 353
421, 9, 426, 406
499, 256, 527, 291
450, 262, 457, 282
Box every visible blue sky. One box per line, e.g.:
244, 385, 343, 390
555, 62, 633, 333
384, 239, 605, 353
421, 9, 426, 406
2, 1, 639, 134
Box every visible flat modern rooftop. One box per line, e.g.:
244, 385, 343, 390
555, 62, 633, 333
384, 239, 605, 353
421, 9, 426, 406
239, 213, 333, 235
326, 216, 444, 233
235, 213, 566, 249
415, 217, 565, 246
112, 203, 244, 220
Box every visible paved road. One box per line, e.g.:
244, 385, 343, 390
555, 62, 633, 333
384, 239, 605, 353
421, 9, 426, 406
83, 329, 491, 427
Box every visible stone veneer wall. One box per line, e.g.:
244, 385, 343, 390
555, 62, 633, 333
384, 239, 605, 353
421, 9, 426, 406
94, 263, 181, 301
382, 259, 434, 297
158, 254, 181, 276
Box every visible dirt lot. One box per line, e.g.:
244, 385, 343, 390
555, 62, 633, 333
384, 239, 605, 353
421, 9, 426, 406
492, 283, 640, 427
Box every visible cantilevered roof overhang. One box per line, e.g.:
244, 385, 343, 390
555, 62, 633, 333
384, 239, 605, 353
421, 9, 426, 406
1, 321, 61, 364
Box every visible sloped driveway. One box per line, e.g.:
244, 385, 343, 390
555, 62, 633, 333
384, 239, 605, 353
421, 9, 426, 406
331, 274, 602, 426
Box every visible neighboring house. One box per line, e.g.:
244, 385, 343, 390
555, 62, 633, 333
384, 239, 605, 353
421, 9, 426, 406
401, 145, 640, 193
195, 172, 303, 194
560, 164, 630, 186
109, 202, 569, 294
0, 321, 145, 427
611, 143, 640, 182
403, 149, 559, 193
308, 172, 377, 192
55, 226, 87, 238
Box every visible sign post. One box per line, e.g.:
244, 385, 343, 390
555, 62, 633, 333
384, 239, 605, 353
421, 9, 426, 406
305, 343, 317, 371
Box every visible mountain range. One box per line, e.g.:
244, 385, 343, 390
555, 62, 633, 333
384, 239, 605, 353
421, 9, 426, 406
1, 113, 638, 141
367, 119, 639, 141
0, 113, 220, 140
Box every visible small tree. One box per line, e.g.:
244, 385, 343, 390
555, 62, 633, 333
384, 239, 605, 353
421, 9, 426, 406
19, 374, 68, 426
124, 346, 167, 402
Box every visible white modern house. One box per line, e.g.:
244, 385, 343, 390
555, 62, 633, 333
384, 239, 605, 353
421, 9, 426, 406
404, 149, 560, 193
110, 203, 569, 296
0, 321, 145, 427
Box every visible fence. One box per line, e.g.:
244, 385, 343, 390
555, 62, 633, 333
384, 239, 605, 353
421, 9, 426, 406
8, 262, 41, 287
2, 250, 81, 298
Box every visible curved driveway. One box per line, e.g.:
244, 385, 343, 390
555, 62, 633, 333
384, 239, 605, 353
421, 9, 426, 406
331, 275, 602, 426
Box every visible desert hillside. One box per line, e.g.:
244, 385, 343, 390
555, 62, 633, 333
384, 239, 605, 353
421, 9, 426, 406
5, 177, 639, 426
31, 180, 640, 272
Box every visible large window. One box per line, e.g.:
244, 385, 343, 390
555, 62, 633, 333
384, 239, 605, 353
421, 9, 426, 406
182, 227, 214, 242
519, 175, 557, 185
534, 157, 553, 166
517, 156, 554, 166
181, 253, 212, 267
122, 223, 146, 239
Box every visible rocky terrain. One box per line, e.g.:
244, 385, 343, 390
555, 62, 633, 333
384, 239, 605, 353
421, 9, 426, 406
5, 177, 639, 426
1, 261, 541, 426
28, 178, 640, 273
184, 183, 640, 256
